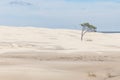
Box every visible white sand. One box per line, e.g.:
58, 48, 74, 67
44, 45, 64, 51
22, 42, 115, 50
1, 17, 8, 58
0, 26, 120, 80
0, 26, 120, 52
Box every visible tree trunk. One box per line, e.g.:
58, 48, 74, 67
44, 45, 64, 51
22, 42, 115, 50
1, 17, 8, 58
81, 28, 87, 41
81, 29, 84, 41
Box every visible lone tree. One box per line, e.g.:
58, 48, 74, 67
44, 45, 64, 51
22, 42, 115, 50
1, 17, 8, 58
80, 22, 97, 41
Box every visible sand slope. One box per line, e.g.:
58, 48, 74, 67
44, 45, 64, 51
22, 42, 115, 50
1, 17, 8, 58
0, 26, 120, 80
0, 26, 120, 52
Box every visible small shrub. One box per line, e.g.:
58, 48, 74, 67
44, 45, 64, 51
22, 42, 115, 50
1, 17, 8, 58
88, 72, 96, 77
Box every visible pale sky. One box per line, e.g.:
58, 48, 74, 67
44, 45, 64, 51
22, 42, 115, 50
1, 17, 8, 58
0, 0, 120, 31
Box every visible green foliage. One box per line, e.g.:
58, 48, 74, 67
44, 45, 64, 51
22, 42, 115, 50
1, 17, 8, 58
81, 22, 97, 32
80, 22, 97, 41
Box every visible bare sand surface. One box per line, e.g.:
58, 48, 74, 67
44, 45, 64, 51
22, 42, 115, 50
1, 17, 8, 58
0, 51, 120, 80
0, 26, 120, 80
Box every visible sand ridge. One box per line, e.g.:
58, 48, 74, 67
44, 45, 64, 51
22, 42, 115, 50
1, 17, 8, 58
0, 26, 120, 52
0, 26, 120, 80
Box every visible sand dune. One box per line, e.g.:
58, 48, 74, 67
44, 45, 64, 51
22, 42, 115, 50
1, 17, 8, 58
0, 26, 120, 80
0, 26, 120, 52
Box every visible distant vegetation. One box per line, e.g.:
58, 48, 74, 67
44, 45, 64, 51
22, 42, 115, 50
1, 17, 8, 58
80, 22, 97, 41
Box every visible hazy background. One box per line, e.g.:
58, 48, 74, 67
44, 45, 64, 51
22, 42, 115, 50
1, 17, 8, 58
0, 0, 120, 31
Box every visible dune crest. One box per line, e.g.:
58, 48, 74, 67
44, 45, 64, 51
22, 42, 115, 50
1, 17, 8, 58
0, 26, 120, 52
0, 26, 120, 80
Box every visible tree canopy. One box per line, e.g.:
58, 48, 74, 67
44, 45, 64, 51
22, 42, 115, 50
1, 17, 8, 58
81, 23, 97, 32
80, 22, 97, 41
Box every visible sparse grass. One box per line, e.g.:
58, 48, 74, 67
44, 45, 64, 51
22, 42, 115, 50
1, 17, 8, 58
103, 72, 120, 80
88, 72, 97, 78
86, 39, 93, 42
